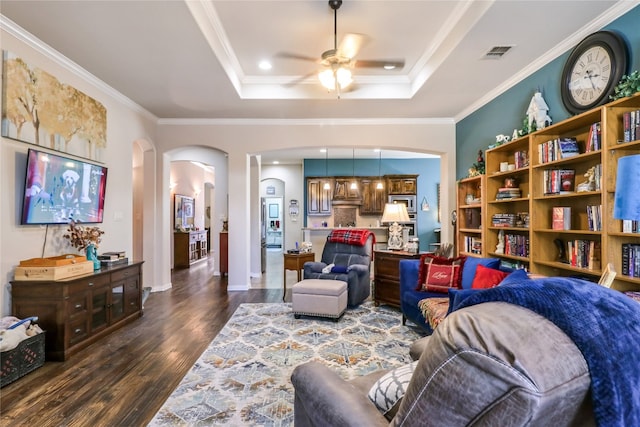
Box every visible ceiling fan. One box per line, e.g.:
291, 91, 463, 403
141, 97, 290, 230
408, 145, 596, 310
277, 0, 405, 94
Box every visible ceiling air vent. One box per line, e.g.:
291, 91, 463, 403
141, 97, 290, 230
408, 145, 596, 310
484, 46, 513, 59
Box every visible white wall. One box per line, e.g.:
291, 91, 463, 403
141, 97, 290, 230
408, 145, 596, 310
0, 26, 157, 315
155, 120, 457, 292
262, 164, 305, 251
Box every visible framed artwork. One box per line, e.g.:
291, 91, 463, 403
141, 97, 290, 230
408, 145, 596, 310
269, 204, 279, 218
174, 194, 195, 230
1, 51, 107, 162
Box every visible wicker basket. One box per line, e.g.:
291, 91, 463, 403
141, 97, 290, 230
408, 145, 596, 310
0, 332, 45, 388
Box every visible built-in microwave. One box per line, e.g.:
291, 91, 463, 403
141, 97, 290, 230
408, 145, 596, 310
388, 195, 417, 214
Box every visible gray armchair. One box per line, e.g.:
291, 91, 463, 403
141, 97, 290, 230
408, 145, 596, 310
303, 233, 374, 307
291, 302, 595, 426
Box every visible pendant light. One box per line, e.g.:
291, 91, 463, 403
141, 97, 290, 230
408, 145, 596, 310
376, 149, 384, 190
323, 148, 331, 190
350, 148, 358, 190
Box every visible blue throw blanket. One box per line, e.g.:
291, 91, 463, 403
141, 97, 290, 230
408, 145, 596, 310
451, 276, 640, 427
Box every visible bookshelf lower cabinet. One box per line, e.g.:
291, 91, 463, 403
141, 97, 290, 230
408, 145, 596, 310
10, 261, 144, 361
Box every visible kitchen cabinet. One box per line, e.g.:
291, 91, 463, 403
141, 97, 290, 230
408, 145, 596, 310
307, 178, 332, 215
386, 175, 418, 195
11, 262, 143, 361
332, 177, 361, 202
360, 178, 386, 215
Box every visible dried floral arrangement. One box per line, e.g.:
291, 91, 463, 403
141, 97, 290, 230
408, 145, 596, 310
63, 220, 104, 251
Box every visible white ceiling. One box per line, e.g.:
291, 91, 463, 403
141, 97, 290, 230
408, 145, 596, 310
1, 0, 637, 163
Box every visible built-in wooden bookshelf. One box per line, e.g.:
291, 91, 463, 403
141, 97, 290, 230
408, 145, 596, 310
456, 175, 485, 258
484, 136, 531, 270
462, 92, 640, 292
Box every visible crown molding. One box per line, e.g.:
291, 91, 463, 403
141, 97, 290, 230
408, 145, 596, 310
157, 117, 455, 126
0, 14, 158, 123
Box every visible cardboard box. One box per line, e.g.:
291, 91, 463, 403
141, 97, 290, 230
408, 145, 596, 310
19, 254, 87, 267
14, 260, 94, 281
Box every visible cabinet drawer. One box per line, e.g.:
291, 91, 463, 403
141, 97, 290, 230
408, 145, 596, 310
69, 275, 110, 294
68, 317, 89, 345
111, 266, 140, 282
376, 256, 402, 277
67, 294, 89, 318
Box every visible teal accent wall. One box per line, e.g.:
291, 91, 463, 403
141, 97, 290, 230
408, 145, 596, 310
456, 5, 640, 179
304, 158, 441, 249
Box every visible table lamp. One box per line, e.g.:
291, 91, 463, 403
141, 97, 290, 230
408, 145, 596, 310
381, 202, 410, 250
613, 154, 640, 222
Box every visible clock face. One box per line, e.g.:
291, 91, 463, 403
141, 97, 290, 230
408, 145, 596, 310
561, 31, 628, 114
568, 45, 612, 107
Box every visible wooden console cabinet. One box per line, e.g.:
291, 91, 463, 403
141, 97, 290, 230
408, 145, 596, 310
11, 261, 144, 361
174, 230, 207, 268
373, 250, 422, 307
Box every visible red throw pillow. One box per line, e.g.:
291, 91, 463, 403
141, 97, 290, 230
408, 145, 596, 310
471, 264, 509, 289
417, 254, 466, 290
418, 263, 462, 293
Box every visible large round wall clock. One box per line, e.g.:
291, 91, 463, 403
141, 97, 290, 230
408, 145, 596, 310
560, 31, 628, 114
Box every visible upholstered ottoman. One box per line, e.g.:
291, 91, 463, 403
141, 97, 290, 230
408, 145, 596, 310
292, 279, 347, 320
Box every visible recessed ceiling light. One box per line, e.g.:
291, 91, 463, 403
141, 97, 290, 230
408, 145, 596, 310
259, 60, 272, 70
320, 148, 327, 153
273, 160, 279, 164
383, 64, 396, 70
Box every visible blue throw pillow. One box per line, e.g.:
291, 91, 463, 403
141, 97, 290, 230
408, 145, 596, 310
461, 257, 500, 289
498, 268, 530, 286
447, 288, 479, 314
331, 265, 349, 274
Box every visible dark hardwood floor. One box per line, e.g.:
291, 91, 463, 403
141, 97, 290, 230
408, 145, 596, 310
0, 257, 282, 426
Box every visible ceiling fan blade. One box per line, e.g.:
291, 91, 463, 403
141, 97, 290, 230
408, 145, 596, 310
338, 33, 366, 59
275, 52, 320, 63
283, 70, 319, 88
354, 59, 405, 69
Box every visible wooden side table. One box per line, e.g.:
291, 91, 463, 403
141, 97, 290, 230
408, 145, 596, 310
373, 250, 422, 307
283, 252, 315, 301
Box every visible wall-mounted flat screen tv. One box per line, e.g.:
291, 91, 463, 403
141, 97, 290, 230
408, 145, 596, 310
21, 149, 108, 224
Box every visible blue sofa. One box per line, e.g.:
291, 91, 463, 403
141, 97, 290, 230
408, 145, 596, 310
399, 256, 502, 333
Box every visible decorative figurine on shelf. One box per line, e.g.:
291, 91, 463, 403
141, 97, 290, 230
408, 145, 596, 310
527, 91, 552, 131
495, 229, 505, 254
495, 134, 511, 145
576, 166, 597, 192
468, 150, 486, 177
554, 238, 567, 263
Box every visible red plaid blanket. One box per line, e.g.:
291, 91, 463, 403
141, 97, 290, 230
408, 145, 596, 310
328, 229, 376, 246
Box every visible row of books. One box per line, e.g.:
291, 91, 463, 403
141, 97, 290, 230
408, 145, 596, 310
566, 240, 600, 270
513, 150, 529, 169
542, 169, 575, 195
501, 233, 529, 258
462, 236, 482, 254
622, 220, 640, 233
621, 244, 640, 277
496, 187, 522, 200
586, 204, 602, 232
585, 122, 602, 152
492, 213, 516, 227
537, 137, 579, 164
622, 110, 640, 143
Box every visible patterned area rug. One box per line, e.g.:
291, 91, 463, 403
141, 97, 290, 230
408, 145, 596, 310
149, 302, 423, 426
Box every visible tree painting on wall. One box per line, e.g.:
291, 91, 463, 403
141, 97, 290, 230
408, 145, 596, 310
1, 51, 107, 162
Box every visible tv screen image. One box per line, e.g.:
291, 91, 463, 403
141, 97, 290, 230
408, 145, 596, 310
22, 149, 108, 224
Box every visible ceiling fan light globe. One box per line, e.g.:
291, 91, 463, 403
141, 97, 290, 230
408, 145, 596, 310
318, 69, 335, 90
336, 67, 353, 89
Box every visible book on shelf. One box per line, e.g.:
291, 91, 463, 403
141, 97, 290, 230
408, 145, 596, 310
552, 207, 571, 230
514, 150, 528, 169
621, 244, 640, 277
558, 137, 580, 158
496, 188, 522, 200
543, 169, 575, 195
586, 122, 601, 152
622, 220, 640, 233
586, 205, 602, 231
622, 110, 640, 143
100, 251, 126, 259
97, 254, 119, 261
492, 213, 516, 227
567, 240, 600, 270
